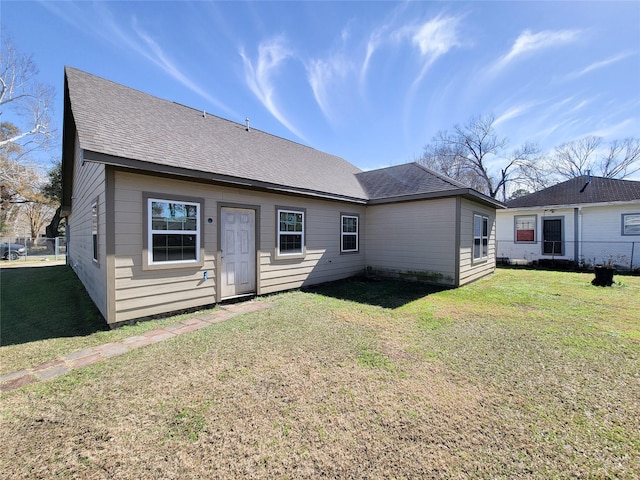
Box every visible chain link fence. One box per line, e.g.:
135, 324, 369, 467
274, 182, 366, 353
1, 237, 66, 262
496, 240, 638, 272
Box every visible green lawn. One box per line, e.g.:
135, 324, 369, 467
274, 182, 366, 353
0, 264, 217, 375
1, 267, 639, 478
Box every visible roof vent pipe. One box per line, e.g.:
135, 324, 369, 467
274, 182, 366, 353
580, 169, 592, 193
245, 117, 250, 132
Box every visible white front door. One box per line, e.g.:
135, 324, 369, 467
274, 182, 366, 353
220, 207, 256, 299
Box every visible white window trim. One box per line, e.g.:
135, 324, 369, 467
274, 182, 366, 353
147, 197, 201, 266
91, 200, 98, 263
473, 214, 489, 261
277, 208, 305, 257
340, 214, 359, 253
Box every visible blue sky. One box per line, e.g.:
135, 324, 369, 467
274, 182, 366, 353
3, 1, 639, 175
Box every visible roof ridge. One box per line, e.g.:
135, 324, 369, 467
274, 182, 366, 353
65, 66, 354, 168
410, 162, 471, 189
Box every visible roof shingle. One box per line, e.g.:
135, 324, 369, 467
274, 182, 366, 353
64, 67, 500, 208
356, 163, 471, 199
65, 67, 368, 201
506, 175, 640, 208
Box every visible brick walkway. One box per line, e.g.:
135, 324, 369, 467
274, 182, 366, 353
0, 300, 274, 393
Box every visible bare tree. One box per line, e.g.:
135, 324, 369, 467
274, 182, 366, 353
0, 151, 34, 234
0, 33, 54, 156
1, 34, 57, 237
419, 114, 543, 200
553, 136, 601, 179
598, 138, 640, 179
552, 136, 640, 179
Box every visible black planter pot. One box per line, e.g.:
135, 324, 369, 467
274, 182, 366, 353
592, 266, 615, 287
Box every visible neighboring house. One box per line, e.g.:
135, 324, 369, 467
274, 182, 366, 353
496, 175, 640, 269
62, 67, 502, 326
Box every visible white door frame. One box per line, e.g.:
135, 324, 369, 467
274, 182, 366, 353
217, 203, 259, 300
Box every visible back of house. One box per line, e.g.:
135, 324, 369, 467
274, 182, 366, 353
62, 67, 502, 326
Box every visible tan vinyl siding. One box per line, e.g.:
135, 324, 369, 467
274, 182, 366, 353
112, 172, 215, 323
259, 201, 365, 293
364, 198, 457, 285
459, 198, 496, 285
111, 171, 366, 323
66, 135, 108, 318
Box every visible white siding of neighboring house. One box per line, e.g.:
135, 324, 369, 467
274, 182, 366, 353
364, 198, 458, 285
496, 207, 576, 263
111, 171, 366, 324
66, 135, 108, 319
458, 198, 497, 286
496, 202, 640, 268
579, 203, 640, 267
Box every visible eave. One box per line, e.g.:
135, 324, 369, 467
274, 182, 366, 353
366, 188, 505, 209
82, 150, 370, 205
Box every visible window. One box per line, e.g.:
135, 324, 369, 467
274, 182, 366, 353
515, 215, 536, 243
148, 198, 200, 264
622, 213, 640, 235
341, 214, 359, 253
91, 201, 98, 262
277, 209, 304, 256
473, 214, 489, 260
542, 217, 563, 255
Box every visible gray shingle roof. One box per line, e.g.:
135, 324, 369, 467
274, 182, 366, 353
356, 163, 470, 199
65, 67, 368, 201
356, 163, 503, 208
64, 67, 500, 208
506, 175, 640, 208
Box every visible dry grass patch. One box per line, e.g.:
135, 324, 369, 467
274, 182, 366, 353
1, 270, 639, 478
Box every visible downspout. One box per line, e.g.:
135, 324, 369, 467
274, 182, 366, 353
578, 206, 583, 266
454, 197, 461, 287
574, 207, 580, 267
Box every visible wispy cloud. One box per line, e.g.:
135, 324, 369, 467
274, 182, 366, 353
41, 2, 235, 117
494, 103, 536, 127
562, 51, 634, 80
240, 36, 308, 142
584, 118, 635, 138
492, 29, 581, 73
129, 20, 234, 116
307, 54, 352, 123
361, 25, 387, 86
397, 14, 464, 88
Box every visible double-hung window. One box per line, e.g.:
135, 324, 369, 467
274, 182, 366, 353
515, 215, 536, 243
473, 214, 489, 260
148, 198, 200, 264
622, 213, 640, 235
91, 200, 98, 263
341, 214, 359, 253
277, 209, 304, 256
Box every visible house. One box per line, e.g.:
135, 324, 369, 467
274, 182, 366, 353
61, 67, 503, 326
496, 175, 640, 270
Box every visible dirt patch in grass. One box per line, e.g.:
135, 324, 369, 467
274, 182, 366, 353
1, 271, 639, 478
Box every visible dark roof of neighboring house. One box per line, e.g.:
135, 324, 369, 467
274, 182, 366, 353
506, 175, 640, 208
63, 67, 500, 208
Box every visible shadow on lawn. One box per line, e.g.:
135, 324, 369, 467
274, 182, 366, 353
0, 264, 108, 346
302, 275, 448, 309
